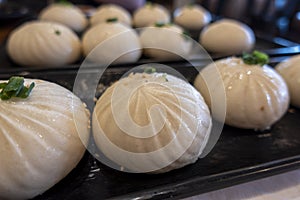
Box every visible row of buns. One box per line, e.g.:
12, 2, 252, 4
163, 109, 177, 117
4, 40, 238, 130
38, 3, 208, 32
6, 2, 255, 68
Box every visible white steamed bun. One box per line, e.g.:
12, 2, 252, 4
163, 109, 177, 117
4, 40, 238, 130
199, 19, 255, 54
7, 21, 81, 68
82, 21, 141, 64
133, 3, 170, 27
39, 3, 88, 32
194, 57, 289, 130
92, 72, 212, 173
0, 78, 90, 200
90, 4, 132, 26
174, 4, 211, 30
276, 54, 300, 108
139, 24, 192, 60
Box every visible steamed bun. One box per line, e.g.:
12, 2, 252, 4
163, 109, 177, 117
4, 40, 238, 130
39, 3, 88, 32
6, 21, 81, 68
139, 24, 192, 60
0, 78, 90, 200
82, 21, 141, 64
276, 55, 300, 108
90, 4, 132, 26
93, 72, 212, 173
194, 57, 289, 130
174, 4, 211, 30
133, 3, 170, 27
199, 19, 255, 54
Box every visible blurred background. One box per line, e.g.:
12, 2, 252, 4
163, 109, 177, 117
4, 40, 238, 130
1, 0, 300, 42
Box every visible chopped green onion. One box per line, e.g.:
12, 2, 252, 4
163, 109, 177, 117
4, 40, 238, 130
0, 77, 35, 100
18, 83, 35, 98
162, 73, 168, 82
242, 50, 269, 66
0, 83, 7, 89
106, 18, 118, 23
187, 3, 194, 9
54, 30, 61, 35
144, 67, 156, 74
146, 1, 153, 7
182, 30, 190, 40
57, 0, 72, 6
154, 22, 173, 28
3, 77, 24, 93
155, 22, 166, 27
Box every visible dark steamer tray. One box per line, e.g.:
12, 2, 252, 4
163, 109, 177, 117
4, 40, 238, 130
0, 62, 299, 200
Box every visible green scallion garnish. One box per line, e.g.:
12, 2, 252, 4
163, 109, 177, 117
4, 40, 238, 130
144, 67, 156, 74
155, 22, 166, 27
146, 1, 153, 7
106, 18, 118, 23
242, 50, 269, 66
54, 30, 61, 35
182, 30, 190, 40
187, 3, 194, 9
0, 77, 35, 100
154, 22, 173, 28
162, 73, 168, 82
57, 0, 72, 6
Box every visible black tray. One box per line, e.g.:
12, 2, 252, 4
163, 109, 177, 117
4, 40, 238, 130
0, 62, 300, 200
